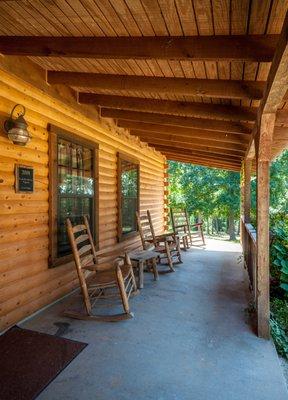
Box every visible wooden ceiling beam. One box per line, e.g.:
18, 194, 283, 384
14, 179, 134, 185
261, 12, 288, 114
79, 94, 257, 122
158, 150, 241, 169
130, 131, 246, 153
146, 144, 241, 163
101, 108, 252, 135
162, 155, 241, 169
121, 121, 249, 145
0, 35, 278, 62
147, 145, 242, 163
48, 72, 264, 100
164, 158, 241, 171
137, 135, 244, 159
156, 154, 240, 169
164, 155, 241, 171
246, 12, 288, 162
131, 130, 247, 152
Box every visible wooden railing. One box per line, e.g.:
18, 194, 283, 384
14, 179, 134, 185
241, 216, 257, 304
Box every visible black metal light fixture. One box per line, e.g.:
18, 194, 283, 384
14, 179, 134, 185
4, 104, 31, 146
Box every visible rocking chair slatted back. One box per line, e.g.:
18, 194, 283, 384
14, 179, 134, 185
72, 224, 87, 234
170, 209, 191, 236
66, 216, 137, 321
66, 217, 94, 314
136, 211, 154, 249
170, 208, 205, 246
81, 253, 95, 268
146, 210, 156, 243
145, 209, 182, 271
75, 233, 89, 245
67, 216, 97, 269
169, 209, 190, 250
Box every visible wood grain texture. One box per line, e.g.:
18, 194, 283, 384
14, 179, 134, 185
0, 35, 278, 62
118, 121, 250, 144
79, 94, 258, 122
48, 72, 265, 101
0, 0, 287, 331
137, 138, 245, 159
0, 0, 286, 111
101, 108, 253, 134
0, 56, 165, 331
261, 12, 288, 113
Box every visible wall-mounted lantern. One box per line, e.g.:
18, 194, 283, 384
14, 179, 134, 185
4, 104, 31, 146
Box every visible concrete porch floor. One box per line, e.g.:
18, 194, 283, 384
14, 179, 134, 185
22, 239, 288, 400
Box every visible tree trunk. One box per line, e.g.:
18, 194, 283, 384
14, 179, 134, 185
215, 218, 219, 234
218, 218, 223, 232
206, 217, 210, 235
228, 209, 236, 241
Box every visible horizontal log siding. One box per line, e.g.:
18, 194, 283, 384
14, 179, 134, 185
0, 64, 165, 331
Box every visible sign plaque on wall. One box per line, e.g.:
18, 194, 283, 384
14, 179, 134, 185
15, 164, 34, 193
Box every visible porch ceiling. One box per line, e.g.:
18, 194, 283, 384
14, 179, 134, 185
0, 0, 288, 171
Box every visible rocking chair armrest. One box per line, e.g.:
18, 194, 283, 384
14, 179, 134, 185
191, 222, 203, 227
84, 258, 125, 273
95, 249, 128, 265
115, 255, 134, 278
174, 224, 187, 229
155, 232, 176, 242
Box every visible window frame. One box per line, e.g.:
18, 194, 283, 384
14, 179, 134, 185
48, 124, 99, 267
117, 152, 140, 242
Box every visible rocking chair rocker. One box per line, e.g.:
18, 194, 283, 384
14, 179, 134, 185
65, 216, 138, 322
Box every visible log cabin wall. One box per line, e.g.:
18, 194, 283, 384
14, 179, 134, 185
0, 56, 165, 332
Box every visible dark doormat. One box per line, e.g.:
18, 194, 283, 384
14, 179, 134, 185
0, 325, 87, 400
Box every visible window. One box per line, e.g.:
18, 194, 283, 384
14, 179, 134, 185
117, 153, 140, 241
48, 125, 98, 266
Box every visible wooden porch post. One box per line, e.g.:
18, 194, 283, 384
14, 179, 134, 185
164, 162, 169, 231
253, 11, 288, 338
243, 159, 252, 223
241, 158, 252, 267
256, 113, 275, 339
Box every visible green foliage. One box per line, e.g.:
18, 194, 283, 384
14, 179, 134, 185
270, 214, 288, 293
268, 151, 288, 358
168, 161, 240, 239
270, 152, 288, 213
250, 151, 288, 223
271, 299, 288, 358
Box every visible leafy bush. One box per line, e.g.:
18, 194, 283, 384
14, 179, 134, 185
270, 214, 288, 358
270, 214, 288, 294
271, 299, 288, 358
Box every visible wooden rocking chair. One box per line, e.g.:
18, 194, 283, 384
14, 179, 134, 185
170, 209, 190, 250
171, 208, 205, 247
65, 216, 138, 322
136, 211, 182, 272
191, 220, 206, 246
